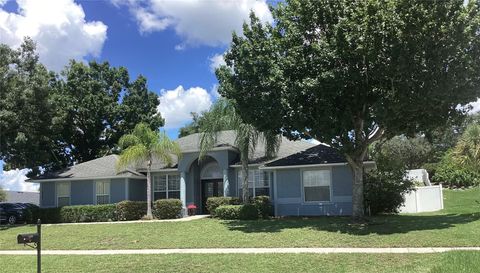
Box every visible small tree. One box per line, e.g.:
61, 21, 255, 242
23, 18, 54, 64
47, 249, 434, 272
198, 99, 281, 203
117, 123, 181, 218
217, 0, 480, 218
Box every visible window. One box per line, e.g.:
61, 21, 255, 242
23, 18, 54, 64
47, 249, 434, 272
237, 169, 271, 198
153, 174, 180, 200
57, 182, 70, 207
96, 180, 110, 204
303, 170, 331, 202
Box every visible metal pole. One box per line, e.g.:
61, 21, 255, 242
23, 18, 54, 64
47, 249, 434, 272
37, 219, 41, 273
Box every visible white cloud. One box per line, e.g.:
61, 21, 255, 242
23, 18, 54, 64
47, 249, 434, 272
0, 168, 39, 192
209, 53, 226, 72
158, 85, 214, 128
0, 0, 107, 71
118, 0, 273, 48
469, 98, 480, 113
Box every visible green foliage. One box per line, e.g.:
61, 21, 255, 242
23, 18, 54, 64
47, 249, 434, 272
31, 208, 62, 224
153, 199, 182, 219
198, 98, 281, 204
364, 170, 415, 215
0, 187, 6, 202
217, 0, 480, 217
433, 151, 480, 188
371, 136, 433, 171
59, 204, 117, 223
252, 195, 272, 219
178, 112, 204, 138
115, 201, 147, 221
0, 38, 64, 174
215, 204, 259, 220
117, 123, 181, 218
452, 123, 480, 169
56, 61, 164, 163
206, 197, 241, 216
0, 38, 165, 173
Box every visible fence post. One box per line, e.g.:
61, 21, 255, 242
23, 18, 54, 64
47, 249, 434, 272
415, 188, 420, 213
439, 184, 444, 210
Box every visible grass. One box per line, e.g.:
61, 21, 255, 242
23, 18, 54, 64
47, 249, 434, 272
0, 251, 479, 273
0, 188, 478, 250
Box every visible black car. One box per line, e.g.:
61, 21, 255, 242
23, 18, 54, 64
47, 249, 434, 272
0, 203, 28, 225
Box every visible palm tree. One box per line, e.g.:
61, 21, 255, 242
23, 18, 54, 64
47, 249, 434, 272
117, 123, 181, 218
199, 98, 281, 203
454, 123, 480, 169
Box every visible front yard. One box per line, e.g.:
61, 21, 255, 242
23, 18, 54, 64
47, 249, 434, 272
0, 188, 479, 250
2, 251, 480, 273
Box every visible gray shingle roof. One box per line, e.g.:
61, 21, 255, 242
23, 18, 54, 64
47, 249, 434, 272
31, 155, 145, 181
32, 131, 328, 180
265, 144, 347, 167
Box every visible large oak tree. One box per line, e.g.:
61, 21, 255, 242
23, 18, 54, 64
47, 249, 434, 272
217, 0, 480, 218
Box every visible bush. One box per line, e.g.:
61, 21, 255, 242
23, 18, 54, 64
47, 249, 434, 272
206, 197, 240, 216
116, 201, 147, 221
153, 199, 182, 219
60, 204, 117, 223
433, 151, 480, 188
30, 207, 62, 224
364, 169, 415, 215
253, 196, 272, 219
215, 204, 258, 220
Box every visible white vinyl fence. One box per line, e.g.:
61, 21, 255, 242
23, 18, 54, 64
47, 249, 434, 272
399, 185, 444, 213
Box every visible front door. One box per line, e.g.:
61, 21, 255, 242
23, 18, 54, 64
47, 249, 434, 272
202, 179, 224, 213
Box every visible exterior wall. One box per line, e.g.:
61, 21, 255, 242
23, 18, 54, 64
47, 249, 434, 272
71, 180, 94, 205
40, 182, 56, 207
128, 179, 147, 201
110, 178, 127, 203
274, 165, 353, 216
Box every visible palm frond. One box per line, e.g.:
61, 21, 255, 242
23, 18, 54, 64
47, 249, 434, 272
152, 132, 182, 167
118, 134, 140, 149
263, 130, 282, 159
116, 144, 149, 171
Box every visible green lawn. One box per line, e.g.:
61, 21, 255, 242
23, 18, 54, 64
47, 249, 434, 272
1, 251, 479, 273
0, 188, 478, 250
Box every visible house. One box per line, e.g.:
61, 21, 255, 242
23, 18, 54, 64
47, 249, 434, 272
28, 131, 374, 216
2, 191, 40, 205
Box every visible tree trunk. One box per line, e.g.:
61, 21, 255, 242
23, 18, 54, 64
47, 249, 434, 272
349, 158, 365, 219
241, 159, 249, 204
146, 160, 153, 219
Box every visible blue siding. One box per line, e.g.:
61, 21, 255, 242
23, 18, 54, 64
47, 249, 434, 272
276, 169, 301, 198
332, 166, 353, 196
129, 179, 147, 201
40, 182, 55, 207
71, 180, 94, 205
111, 178, 126, 203
274, 166, 354, 216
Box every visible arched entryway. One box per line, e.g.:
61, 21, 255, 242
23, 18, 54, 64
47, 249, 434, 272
200, 160, 223, 213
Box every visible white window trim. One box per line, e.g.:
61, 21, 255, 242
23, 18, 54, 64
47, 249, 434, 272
95, 179, 110, 205
301, 168, 333, 204
236, 169, 271, 198
56, 181, 71, 207
153, 174, 180, 199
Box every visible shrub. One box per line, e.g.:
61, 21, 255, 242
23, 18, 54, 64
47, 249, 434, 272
153, 199, 182, 219
60, 204, 117, 223
30, 207, 62, 224
206, 197, 240, 216
433, 151, 480, 188
116, 201, 147, 221
215, 204, 258, 220
253, 195, 272, 219
364, 169, 415, 215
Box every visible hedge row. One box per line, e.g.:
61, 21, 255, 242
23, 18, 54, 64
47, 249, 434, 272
206, 197, 240, 216
28, 199, 182, 224
212, 196, 272, 220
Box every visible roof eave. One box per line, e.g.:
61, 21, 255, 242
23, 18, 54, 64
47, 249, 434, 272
260, 161, 376, 170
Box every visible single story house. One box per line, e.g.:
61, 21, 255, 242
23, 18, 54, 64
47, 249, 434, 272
28, 131, 373, 216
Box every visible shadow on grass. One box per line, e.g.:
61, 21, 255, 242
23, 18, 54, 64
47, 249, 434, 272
223, 213, 480, 235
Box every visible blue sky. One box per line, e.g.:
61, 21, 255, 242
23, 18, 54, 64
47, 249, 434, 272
0, 0, 274, 190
